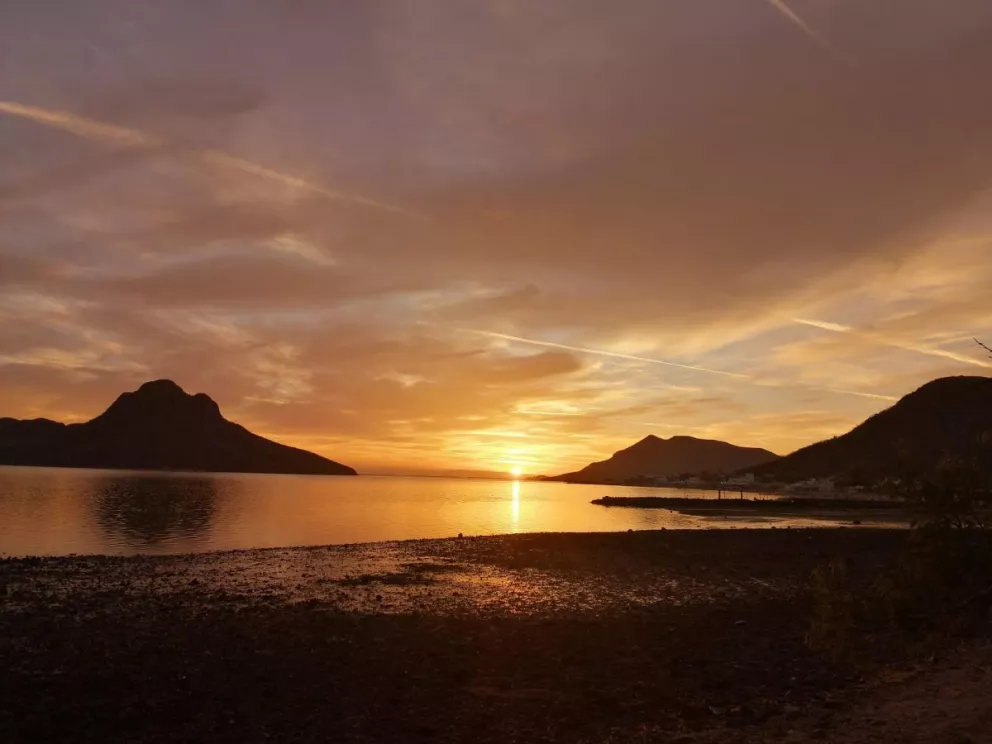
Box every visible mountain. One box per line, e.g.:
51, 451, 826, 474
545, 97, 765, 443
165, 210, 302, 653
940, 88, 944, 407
549, 435, 779, 484
753, 376, 992, 483
0, 380, 357, 476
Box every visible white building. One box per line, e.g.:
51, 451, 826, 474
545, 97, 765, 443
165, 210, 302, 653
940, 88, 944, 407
725, 473, 755, 486
792, 477, 835, 493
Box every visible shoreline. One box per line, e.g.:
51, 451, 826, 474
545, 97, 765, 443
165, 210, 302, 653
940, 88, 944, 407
3, 529, 987, 743
1, 466, 908, 559
3, 528, 910, 623
592, 495, 919, 522
4, 528, 905, 640
592, 495, 906, 509
1, 516, 906, 561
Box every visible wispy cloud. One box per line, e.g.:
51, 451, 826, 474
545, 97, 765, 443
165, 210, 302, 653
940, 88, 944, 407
794, 318, 992, 369
1, 0, 989, 473
817, 387, 898, 402
793, 318, 851, 333
518, 407, 704, 431
0, 100, 424, 220
458, 327, 900, 401
455, 327, 750, 378
763, 0, 856, 66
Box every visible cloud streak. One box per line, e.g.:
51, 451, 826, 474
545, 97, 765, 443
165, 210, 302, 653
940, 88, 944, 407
0, 100, 424, 220
457, 327, 900, 401
1, 1, 990, 474
763, 0, 855, 65
794, 318, 992, 369
453, 327, 751, 379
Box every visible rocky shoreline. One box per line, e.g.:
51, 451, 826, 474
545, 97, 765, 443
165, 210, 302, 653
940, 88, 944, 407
592, 496, 919, 526
1, 529, 987, 742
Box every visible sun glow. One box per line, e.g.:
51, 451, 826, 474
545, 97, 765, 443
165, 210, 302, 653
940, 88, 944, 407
510, 465, 523, 478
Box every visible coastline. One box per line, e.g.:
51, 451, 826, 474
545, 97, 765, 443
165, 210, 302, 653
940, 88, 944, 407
7, 528, 988, 742
10, 467, 851, 557
1, 528, 907, 612
592, 495, 919, 524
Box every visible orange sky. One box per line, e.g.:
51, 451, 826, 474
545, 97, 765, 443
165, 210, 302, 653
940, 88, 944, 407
1, 0, 991, 476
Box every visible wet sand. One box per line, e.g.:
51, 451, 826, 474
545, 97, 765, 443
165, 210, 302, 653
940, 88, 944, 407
0, 529, 982, 742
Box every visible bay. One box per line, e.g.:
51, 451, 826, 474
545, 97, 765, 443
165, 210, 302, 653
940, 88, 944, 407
0, 466, 737, 556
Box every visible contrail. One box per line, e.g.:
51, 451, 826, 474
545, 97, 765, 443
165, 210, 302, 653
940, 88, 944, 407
454, 326, 898, 401
817, 387, 897, 402
518, 409, 706, 431
456, 327, 751, 379
0, 101, 153, 145
794, 318, 992, 369
763, 0, 855, 66
0, 100, 424, 220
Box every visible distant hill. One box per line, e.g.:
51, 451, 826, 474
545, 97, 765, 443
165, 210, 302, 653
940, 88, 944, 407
753, 376, 992, 483
548, 435, 779, 484
0, 380, 357, 476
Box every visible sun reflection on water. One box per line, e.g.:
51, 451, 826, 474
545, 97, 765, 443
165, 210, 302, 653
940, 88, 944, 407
511, 480, 520, 527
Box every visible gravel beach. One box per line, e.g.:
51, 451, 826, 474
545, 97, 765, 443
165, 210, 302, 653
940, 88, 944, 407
2, 529, 988, 743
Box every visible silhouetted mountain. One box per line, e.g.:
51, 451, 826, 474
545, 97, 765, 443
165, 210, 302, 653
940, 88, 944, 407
753, 376, 992, 483
549, 435, 779, 483
0, 380, 356, 476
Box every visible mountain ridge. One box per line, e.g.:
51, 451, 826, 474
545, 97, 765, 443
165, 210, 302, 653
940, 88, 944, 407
752, 375, 992, 483
548, 434, 779, 484
0, 379, 356, 476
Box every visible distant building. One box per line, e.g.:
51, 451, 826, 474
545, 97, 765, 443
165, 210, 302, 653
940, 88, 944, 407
725, 473, 755, 486
790, 477, 835, 494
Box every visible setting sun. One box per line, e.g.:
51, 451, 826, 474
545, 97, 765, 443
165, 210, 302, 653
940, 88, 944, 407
2, 2, 991, 741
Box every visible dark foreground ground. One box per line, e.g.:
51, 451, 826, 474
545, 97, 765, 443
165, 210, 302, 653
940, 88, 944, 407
2, 529, 989, 743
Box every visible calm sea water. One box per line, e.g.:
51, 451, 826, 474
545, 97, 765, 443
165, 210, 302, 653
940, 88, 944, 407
0, 466, 751, 556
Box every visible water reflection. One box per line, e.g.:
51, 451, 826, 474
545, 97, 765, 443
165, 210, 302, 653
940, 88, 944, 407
511, 480, 521, 527
91, 474, 221, 549
0, 468, 846, 557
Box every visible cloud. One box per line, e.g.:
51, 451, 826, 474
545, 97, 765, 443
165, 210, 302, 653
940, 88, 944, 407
481, 350, 583, 383
0, 100, 424, 219
1, 0, 991, 474
120, 202, 302, 251
0, 254, 60, 287
450, 327, 749, 378
762, 0, 855, 65
91, 79, 265, 121
793, 318, 992, 369
0, 147, 173, 204
79, 254, 397, 310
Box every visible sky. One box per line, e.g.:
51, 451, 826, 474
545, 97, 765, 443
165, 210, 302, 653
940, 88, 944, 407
1, 0, 991, 477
